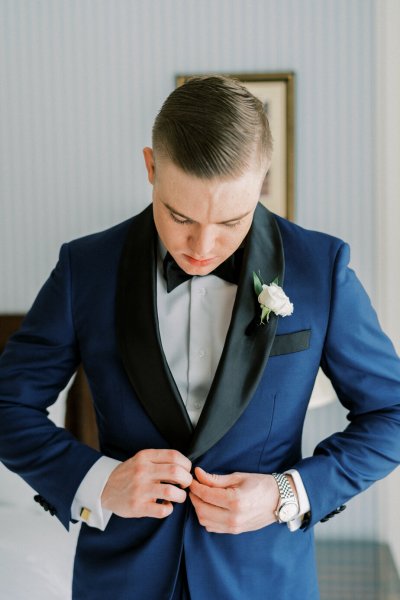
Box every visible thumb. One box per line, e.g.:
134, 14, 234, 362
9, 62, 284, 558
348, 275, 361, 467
195, 466, 240, 488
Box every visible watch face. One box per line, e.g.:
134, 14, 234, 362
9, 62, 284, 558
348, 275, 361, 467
279, 502, 299, 522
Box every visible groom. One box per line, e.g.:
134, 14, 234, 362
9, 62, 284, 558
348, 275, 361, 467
0, 76, 400, 600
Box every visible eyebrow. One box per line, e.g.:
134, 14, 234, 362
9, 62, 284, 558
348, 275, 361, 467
163, 202, 252, 225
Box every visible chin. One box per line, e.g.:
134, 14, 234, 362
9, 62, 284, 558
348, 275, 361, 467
180, 263, 211, 276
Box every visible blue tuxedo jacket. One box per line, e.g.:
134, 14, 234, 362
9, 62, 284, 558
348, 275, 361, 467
1, 204, 400, 599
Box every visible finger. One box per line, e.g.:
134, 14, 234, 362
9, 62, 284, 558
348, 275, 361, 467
190, 492, 246, 534
141, 449, 192, 472
190, 478, 232, 509
189, 492, 231, 527
153, 483, 187, 504
203, 522, 244, 534
144, 500, 175, 519
152, 463, 193, 489
189, 491, 227, 519
194, 467, 240, 488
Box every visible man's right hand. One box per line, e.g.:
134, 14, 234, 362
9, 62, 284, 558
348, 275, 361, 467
101, 449, 192, 519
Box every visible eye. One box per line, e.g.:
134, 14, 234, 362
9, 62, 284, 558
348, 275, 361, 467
224, 221, 241, 229
170, 212, 192, 225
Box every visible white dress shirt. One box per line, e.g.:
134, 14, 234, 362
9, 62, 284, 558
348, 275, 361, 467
71, 245, 309, 530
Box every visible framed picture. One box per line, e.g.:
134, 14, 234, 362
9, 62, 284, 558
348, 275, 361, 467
176, 72, 295, 221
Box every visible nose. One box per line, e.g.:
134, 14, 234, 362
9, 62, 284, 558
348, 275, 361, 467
188, 226, 215, 258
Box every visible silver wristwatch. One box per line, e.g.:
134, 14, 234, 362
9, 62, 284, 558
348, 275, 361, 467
272, 473, 299, 523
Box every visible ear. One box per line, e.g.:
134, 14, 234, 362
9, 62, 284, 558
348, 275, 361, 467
143, 147, 156, 184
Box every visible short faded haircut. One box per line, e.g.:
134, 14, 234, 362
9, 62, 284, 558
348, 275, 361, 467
152, 75, 273, 178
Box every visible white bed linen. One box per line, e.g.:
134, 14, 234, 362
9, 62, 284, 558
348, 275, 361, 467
0, 468, 80, 600
0, 386, 79, 599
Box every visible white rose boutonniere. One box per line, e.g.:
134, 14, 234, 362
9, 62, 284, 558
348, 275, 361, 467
253, 272, 294, 325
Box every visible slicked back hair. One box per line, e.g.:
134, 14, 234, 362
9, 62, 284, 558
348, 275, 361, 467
152, 75, 273, 178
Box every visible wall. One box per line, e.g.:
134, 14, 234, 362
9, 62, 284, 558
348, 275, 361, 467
1, 0, 377, 309
375, 0, 400, 573
0, 0, 397, 557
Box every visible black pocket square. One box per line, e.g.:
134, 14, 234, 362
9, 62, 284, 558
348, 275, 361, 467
270, 329, 311, 356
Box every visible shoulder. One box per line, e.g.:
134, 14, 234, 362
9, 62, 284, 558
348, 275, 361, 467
272, 212, 350, 269
256, 210, 352, 288
274, 214, 344, 254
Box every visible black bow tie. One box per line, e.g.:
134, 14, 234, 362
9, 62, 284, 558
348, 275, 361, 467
163, 248, 244, 293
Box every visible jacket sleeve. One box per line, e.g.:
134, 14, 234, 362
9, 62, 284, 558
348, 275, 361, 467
294, 242, 400, 529
0, 244, 103, 529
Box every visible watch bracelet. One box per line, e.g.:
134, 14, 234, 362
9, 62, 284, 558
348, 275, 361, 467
272, 472, 297, 501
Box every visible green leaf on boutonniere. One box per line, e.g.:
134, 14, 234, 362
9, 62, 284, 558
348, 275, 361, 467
253, 271, 263, 295
261, 306, 271, 323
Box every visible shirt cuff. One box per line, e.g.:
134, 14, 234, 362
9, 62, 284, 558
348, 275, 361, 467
284, 469, 311, 532
71, 456, 121, 531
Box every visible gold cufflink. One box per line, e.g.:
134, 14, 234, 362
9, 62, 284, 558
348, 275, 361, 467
80, 507, 91, 522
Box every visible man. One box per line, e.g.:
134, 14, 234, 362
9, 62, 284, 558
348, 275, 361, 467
0, 76, 399, 600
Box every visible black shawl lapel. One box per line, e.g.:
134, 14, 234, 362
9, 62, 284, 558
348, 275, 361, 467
115, 205, 193, 453
187, 204, 284, 461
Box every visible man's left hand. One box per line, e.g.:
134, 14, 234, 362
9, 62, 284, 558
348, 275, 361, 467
189, 466, 281, 534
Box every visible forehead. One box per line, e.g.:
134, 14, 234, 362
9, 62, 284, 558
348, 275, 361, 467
154, 158, 264, 223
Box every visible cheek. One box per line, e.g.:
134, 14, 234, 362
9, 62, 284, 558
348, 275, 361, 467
219, 227, 248, 251
153, 211, 179, 248
158, 222, 187, 252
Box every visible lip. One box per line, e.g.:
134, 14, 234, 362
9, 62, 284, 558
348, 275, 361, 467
184, 255, 216, 267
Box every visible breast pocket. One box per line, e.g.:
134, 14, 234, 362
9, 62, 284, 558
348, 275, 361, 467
270, 329, 311, 357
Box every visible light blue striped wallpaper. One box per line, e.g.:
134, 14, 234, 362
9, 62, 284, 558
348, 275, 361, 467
1, 0, 376, 311
0, 1, 382, 540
